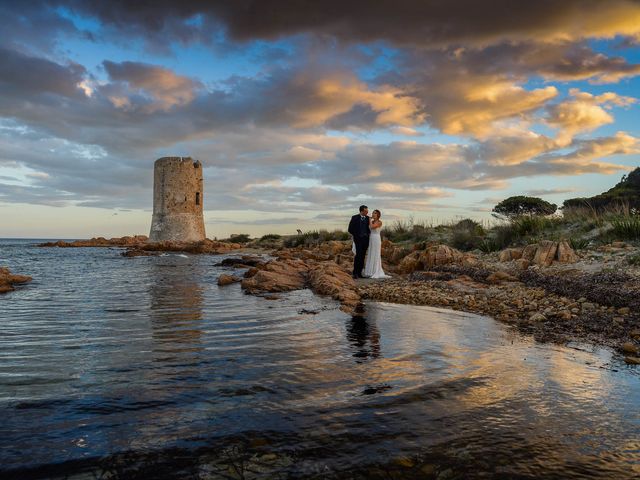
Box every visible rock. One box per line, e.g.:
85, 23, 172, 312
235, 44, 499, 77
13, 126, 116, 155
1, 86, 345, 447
498, 248, 523, 262
532, 240, 558, 266
621, 342, 639, 355
39, 235, 149, 247
241, 258, 308, 293
522, 244, 538, 261
121, 249, 158, 257
244, 267, 259, 278
0, 267, 32, 293
217, 274, 241, 286
557, 310, 572, 320
529, 312, 547, 322
630, 329, 640, 340
308, 261, 360, 313
515, 258, 530, 270
486, 271, 519, 284
624, 356, 640, 365
397, 251, 422, 274
556, 240, 578, 263
617, 307, 630, 315
217, 256, 263, 267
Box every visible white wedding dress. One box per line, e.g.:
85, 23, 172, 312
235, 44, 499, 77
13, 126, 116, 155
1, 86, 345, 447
363, 226, 390, 278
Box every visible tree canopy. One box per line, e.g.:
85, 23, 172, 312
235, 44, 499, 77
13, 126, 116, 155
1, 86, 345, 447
493, 196, 557, 218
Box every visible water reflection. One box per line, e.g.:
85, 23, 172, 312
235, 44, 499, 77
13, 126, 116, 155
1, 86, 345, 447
148, 261, 204, 352
346, 315, 380, 363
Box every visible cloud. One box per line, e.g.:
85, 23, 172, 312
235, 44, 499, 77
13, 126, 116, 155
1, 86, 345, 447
57, 1, 640, 48
547, 89, 637, 144
524, 188, 578, 196
102, 61, 203, 112
0, 47, 86, 98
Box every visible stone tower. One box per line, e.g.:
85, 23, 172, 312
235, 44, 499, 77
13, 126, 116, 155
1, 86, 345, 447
149, 157, 206, 242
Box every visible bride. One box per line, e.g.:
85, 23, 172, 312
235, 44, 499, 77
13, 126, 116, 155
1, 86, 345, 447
363, 209, 391, 279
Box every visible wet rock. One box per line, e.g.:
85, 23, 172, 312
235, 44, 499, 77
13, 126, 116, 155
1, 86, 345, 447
0, 267, 32, 293
244, 267, 259, 278
121, 249, 158, 257
308, 261, 360, 313
241, 258, 308, 293
624, 356, 640, 365
218, 274, 241, 286
630, 329, 640, 340
39, 235, 149, 247
216, 256, 263, 267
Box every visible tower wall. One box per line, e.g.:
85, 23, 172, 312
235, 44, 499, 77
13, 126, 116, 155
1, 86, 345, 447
149, 157, 206, 242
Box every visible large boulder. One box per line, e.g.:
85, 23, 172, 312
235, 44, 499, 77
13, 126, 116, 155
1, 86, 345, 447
308, 261, 360, 313
241, 258, 309, 293
532, 240, 558, 266
0, 267, 32, 293
516, 241, 578, 266
396, 244, 476, 274
556, 240, 579, 263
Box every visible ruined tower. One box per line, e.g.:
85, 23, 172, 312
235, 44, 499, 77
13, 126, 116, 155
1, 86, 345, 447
149, 157, 206, 242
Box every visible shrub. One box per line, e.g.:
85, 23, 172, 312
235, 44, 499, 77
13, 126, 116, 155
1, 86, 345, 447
260, 233, 281, 241
493, 196, 557, 218
282, 229, 349, 248
628, 253, 640, 266
478, 238, 501, 253
611, 215, 640, 240
225, 233, 251, 243
569, 237, 590, 250
492, 224, 518, 249
450, 218, 485, 251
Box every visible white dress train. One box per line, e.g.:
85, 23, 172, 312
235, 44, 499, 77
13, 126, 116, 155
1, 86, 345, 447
363, 226, 390, 278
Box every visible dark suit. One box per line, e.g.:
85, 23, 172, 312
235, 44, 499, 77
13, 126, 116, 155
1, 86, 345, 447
348, 214, 370, 277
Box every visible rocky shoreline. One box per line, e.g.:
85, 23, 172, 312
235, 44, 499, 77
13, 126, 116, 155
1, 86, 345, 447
39, 235, 243, 255
35, 234, 640, 361
224, 239, 640, 363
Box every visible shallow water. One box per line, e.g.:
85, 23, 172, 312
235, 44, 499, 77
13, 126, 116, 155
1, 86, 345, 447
1, 239, 639, 479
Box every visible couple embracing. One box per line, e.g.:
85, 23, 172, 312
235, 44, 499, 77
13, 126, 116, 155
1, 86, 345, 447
348, 205, 390, 279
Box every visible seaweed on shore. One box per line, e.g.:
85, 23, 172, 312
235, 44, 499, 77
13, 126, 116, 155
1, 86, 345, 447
519, 269, 639, 311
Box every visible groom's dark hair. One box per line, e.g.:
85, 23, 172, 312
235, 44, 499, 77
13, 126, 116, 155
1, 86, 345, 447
359, 205, 368, 212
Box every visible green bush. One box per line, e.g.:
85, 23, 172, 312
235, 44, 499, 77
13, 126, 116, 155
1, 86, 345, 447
569, 237, 590, 250
260, 233, 281, 241
478, 238, 501, 253
611, 215, 640, 240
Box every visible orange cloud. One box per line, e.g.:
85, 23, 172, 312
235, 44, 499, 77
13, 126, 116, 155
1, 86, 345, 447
547, 89, 637, 145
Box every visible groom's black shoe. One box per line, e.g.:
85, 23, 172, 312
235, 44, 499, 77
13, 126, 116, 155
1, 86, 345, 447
352, 274, 359, 279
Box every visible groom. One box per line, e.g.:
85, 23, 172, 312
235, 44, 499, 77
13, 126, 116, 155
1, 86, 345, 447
348, 205, 370, 279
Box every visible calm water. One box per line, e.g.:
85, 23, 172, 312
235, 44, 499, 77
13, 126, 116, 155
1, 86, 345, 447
0, 239, 639, 479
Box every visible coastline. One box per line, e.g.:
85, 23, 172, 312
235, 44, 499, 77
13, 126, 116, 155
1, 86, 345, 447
20, 235, 640, 361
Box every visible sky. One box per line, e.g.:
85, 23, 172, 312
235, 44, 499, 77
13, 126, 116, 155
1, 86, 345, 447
1, 0, 640, 239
